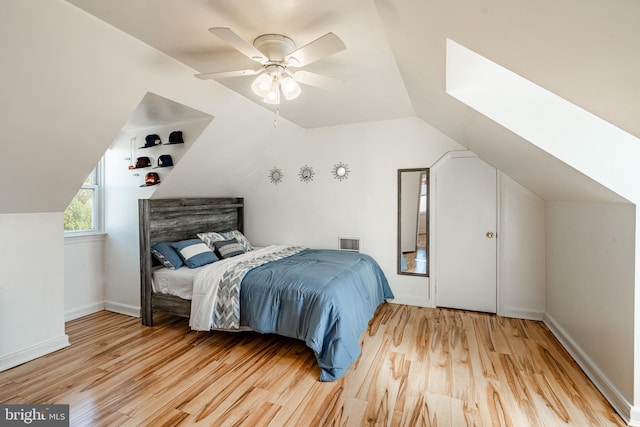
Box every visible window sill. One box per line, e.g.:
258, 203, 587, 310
64, 232, 107, 245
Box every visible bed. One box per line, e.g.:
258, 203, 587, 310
139, 197, 393, 381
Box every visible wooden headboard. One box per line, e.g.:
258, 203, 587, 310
138, 197, 244, 326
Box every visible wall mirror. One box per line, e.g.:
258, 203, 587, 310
397, 168, 429, 276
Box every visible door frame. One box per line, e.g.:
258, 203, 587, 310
429, 150, 503, 315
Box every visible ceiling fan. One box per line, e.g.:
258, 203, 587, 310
195, 27, 346, 105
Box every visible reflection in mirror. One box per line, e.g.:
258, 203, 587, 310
398, 168, 429, 276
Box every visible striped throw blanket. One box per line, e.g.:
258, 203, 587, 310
189, 245, 305, 330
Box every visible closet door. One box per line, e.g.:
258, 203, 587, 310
435, 155, 497, 313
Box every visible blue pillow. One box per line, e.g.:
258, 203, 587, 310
213, 238, 245, 259
151, 241, 184, 269
171, 238, 219, 268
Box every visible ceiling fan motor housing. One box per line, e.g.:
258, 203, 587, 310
253, 34, 296, 63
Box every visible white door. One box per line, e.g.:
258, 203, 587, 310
435, 155, 497, 313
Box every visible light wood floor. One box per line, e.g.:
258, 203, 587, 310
0, 305, 626, 426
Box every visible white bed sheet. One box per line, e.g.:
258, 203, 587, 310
151, 263, 255, 332
152, 265, 203, 300
151, 247, 265, 300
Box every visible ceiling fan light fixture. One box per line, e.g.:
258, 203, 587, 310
251, 65, 298, 105
251, 73, 274, 97
262, 86, 281, 105
280, 76, 301, 100
260, 74, 280, 105
200, 28, 346, 108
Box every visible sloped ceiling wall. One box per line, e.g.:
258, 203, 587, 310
0, 0, 300, 215
375, 0, 640, 202
2, 0, 637, 214
59, 0, 640, 205
0, 1, 141, 213
376, 0, 640, 137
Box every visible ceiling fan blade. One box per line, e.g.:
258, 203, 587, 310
293, 71, 343, 91
195, 69, 262, 80
286, 33, 346, 67
208, 27, 268, 63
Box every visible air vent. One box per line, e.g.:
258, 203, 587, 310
339, 237, 360, 252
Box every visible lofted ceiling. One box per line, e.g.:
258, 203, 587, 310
65, 0, 415, 129
65, 0, 639, 203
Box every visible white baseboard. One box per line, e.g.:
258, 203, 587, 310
628, 406, 640, 426
501, 306, 545, 321
389, 294, 433, 308
104, 300, 140, 318
0, 335, 70, 372
65, 301, 105, 322
543, 313, 632, 424
391, 300, 544, 319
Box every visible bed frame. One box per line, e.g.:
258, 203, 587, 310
138, 197, 244, 326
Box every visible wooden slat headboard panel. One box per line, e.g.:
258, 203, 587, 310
138, 197, 244, 325
147, 198, 244, 242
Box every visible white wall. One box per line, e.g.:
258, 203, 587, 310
64, 235, 105, 321
234, 117, 464, 307
109, 116, 463, 311
102, 115, 463, 312
69, 113, 548, 323
499, 173, 546, 319
545, 201, 635, 411
0, 213, 69, 370
103, 115, 548, 317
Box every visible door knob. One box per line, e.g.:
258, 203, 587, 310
486, 231, 495, 238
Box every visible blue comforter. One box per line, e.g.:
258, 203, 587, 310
238, 249, 393, 381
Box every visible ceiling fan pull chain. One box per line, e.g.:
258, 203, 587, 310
273, 108, 279, 127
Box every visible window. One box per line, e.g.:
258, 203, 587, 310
64, 159, 103, 233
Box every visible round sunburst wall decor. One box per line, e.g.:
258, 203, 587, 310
331, 162, 350, 181
298, 165, 315, 183
268, 167, 283, 185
